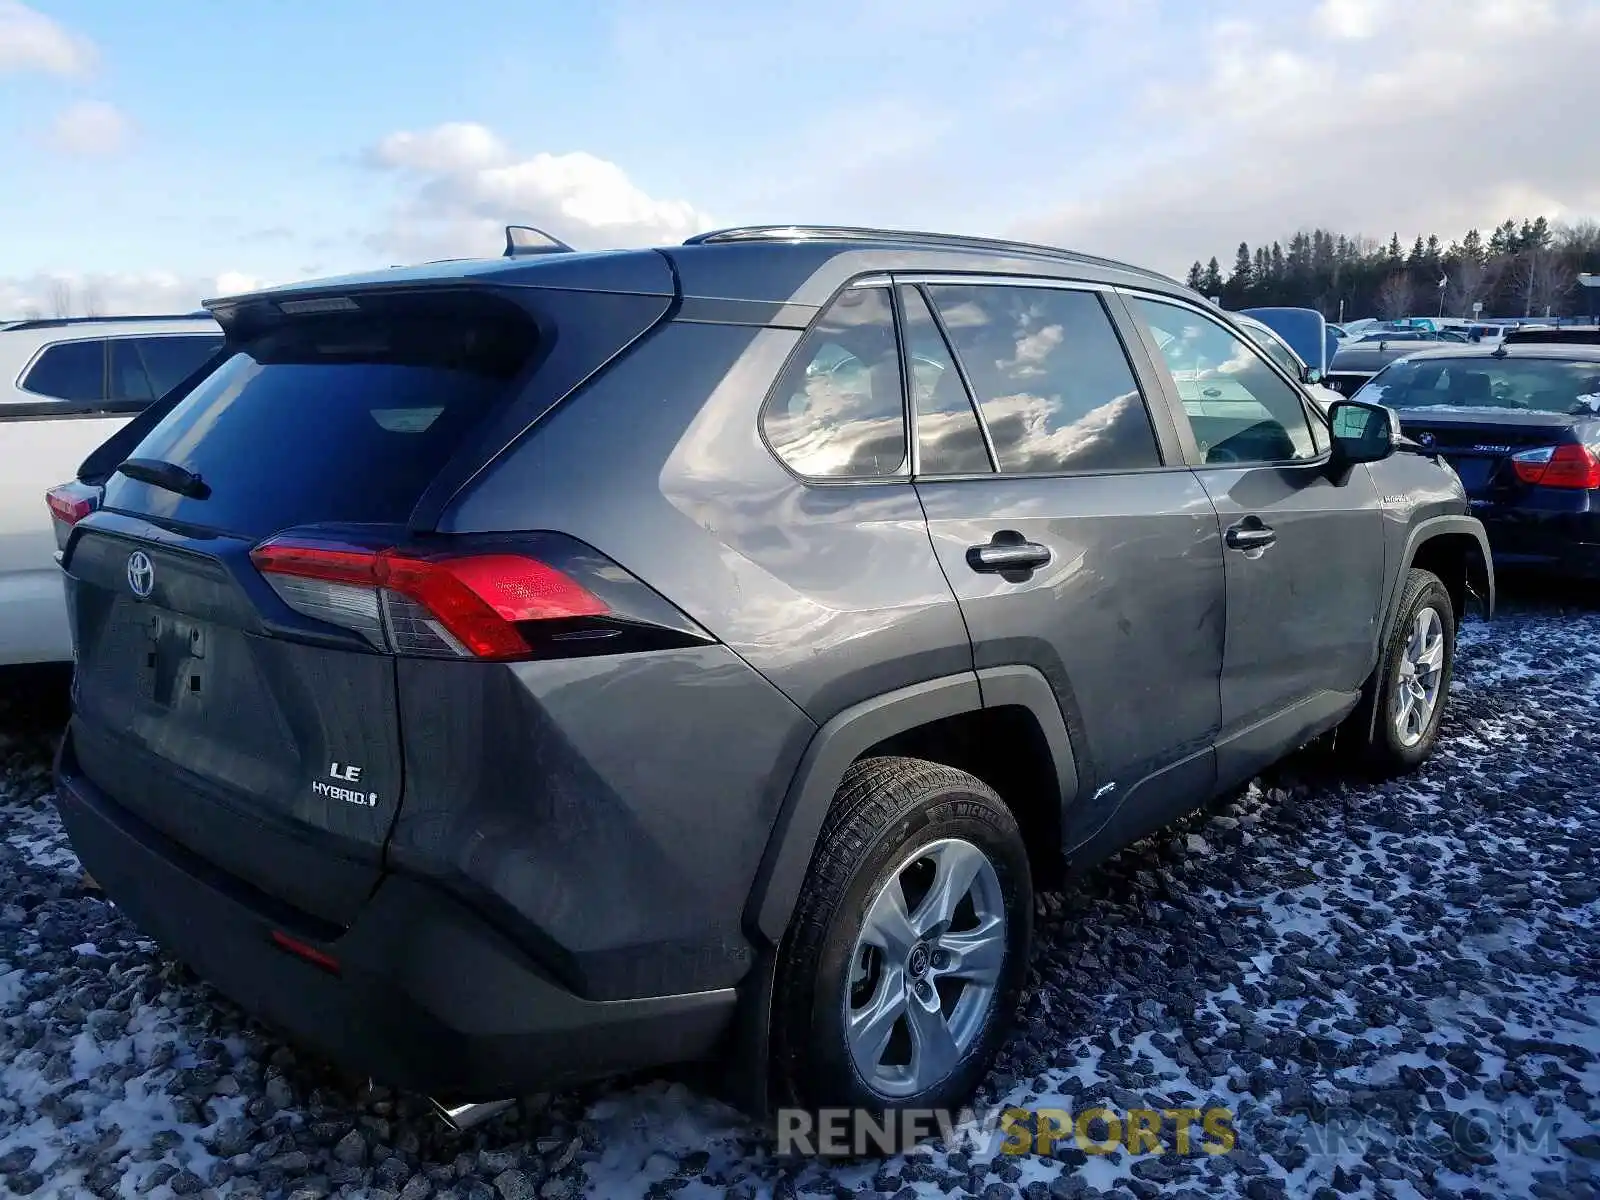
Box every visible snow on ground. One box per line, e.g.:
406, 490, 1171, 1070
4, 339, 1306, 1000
1, 592, 1597, 1200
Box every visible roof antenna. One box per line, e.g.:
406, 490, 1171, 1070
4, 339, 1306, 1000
503, 225, 576, 258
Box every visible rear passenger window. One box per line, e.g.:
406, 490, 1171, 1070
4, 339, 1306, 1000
136, 335, 224, 396
763, 287, 907, 478
20, 339, 104, 402
926, 284, 1161, 474
900, 286, 992, 475
109, 339, 154, 402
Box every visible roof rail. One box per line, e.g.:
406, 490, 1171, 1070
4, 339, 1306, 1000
0, 311, 213, 333
504, 224, 576, 258
683, 224, 1175, 283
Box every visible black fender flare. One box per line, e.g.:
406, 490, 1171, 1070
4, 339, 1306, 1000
728, 666, 1077, 1120
742, 667, 1078, 945
1361, 514, 1494, 741
1378, 514, 1495, 649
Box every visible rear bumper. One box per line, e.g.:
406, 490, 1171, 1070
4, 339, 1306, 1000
53, 733, 735, 1099
1474, 503, 1600, 578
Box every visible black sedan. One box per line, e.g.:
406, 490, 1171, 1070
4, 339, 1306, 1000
1352, 344, 1600, 578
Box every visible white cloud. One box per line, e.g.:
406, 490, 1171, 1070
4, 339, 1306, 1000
1017, 0, 1600, 275
1312, 0, 1380, 39
0, 271, 266, 319
366, 122, 715, 262
369, 122, 509, 174
48, 100, 132, 156
0, 0, 95, 76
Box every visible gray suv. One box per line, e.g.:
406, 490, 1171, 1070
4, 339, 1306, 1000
50, 225, 1493, 1130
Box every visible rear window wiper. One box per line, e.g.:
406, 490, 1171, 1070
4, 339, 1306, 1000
114, 458, 212, 500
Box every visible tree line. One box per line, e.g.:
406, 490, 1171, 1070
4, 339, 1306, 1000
1184, 218, 1600, 322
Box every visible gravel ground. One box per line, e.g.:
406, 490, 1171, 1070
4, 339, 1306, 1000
1, 593, 1597, 1200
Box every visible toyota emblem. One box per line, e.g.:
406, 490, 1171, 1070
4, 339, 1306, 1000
126, 550, 154, 600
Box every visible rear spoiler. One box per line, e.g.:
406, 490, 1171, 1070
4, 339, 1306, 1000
1501, 327, 1600, 345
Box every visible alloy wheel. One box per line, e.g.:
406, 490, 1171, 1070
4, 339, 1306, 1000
1393, 605, 1445, 748
842, 837, 1007, 1098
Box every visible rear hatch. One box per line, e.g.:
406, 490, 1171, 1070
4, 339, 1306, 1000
60, 286, 615, 927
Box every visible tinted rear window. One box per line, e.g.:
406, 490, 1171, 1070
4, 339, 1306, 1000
100, 293, 536, 535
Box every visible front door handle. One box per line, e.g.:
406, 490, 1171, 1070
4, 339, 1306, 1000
1224, 519, 1277, 553
967, 533, 1051, 575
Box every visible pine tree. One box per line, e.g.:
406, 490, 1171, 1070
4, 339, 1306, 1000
1231, 242, 1253, 283
1201, 257, 1224, 295
1185, 261, 1205, 291
1387, 233, 1404, 263
1408, 236, 1426, 266
1224, 242, 1253, 306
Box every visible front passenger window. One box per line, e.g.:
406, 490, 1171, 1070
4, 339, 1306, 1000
1130, 298, 1318, 466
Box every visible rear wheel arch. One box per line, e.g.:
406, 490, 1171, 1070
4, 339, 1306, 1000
743, 669, 1078, 947
730, 668, 1077, 1119
1382, 518, 1495, 650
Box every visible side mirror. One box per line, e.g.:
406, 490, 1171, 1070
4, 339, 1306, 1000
1300, 364, 1324, 385
1328, 399, 1399, 467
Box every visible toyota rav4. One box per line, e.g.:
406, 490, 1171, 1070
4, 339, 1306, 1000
50, 224, 1493, 1131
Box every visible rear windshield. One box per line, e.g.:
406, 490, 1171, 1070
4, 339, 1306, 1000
1358, 356, 1600, 415
100, 292, 536, 536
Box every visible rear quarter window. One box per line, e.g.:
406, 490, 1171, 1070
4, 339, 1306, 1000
19, 339, 104, 402
761, 286, 908, 479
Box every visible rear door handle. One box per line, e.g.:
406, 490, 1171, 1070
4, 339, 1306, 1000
967, 534, 1051, 575
1224, 520, 1277, 553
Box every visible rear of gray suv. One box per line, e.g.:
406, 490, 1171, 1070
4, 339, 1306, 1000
51, 227, 1492, 1131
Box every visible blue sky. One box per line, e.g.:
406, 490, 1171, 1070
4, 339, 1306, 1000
2, 0, 1597, 314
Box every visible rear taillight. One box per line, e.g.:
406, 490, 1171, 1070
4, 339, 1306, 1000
1510, 443, 1600, 490
250, 538, 609, 660
45, 483, 97, 526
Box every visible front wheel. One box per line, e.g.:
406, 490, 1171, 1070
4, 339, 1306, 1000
771, 757, 1032, 1123
1341, 567, 1456, 777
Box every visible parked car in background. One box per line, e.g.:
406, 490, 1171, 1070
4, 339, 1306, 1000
0, 314, 222, 665
1501, 326, 1600, 347
1325, 336, 1460, 398
50, 224, 1489, 1134
1233, 310, 1344, 414
1350, 329, 1444, 344
1354, 342, 1600, 578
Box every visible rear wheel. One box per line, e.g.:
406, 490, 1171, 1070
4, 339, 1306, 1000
772, 757, 1032, 1121
1341, 567, 1455, 777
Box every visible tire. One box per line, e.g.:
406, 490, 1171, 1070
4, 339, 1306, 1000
1341, 567, 1456, 778
771, 756, 1032, 1123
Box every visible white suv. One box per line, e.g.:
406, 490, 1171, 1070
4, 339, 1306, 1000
1, 314, 222, 664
